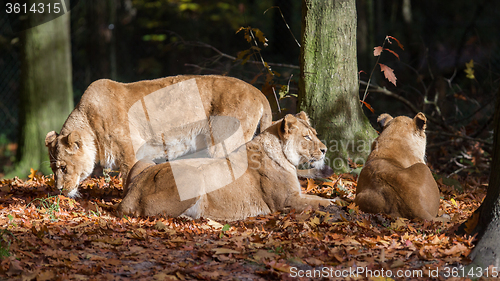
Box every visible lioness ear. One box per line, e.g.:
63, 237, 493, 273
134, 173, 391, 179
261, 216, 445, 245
414, 112, 426, 131
45, 131, 58, 147
66, 131, 82, 151
377, 113, 393, 130
281, 114, 298, 134
296, 111, 310, 125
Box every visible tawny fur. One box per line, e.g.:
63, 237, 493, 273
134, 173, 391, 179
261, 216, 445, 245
45, 75, 272, 197
354, 112, 440, 220
117, 112, 332, 221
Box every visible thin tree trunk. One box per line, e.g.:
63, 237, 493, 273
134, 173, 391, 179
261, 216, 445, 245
466, 88, 500, 268
11, 0, 73, 177
299, 0, 377, 173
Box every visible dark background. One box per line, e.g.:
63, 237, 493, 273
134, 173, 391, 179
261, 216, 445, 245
1, 0, 500, 176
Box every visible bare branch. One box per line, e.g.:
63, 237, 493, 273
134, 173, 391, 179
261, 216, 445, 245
426, 130, 492, 146
185, 41, 299, 69
359, 80, 451, 131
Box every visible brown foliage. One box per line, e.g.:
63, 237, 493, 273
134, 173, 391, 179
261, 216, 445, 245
0, 170, 485, 280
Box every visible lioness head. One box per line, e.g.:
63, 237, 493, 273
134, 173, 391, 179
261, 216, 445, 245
371, 112, 427, 164
279, 112, 327, 170
45, 130, 95, 197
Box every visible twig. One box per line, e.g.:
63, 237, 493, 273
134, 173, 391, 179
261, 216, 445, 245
184, 64, 224, 74
426, 130, 492, 145
360, 81, 420, 114
189, 41, 299, 69
361, 38, 387, 104
164, 33, 300, 69
248, 29, 281, 113
359, 80, 451, 131
264, 6, 301, 48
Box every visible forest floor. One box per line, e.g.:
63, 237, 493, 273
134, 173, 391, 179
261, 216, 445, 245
0, 169, 493, 281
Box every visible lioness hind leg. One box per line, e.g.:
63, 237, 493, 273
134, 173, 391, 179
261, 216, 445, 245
354, 189, 389, 215
123, 160, 155, 195
141, 191, 198, 217
396, 163, 440, 220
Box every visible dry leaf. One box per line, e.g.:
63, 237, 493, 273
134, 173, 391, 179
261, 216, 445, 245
212, 248, 240, 255
379, 63, 397, 86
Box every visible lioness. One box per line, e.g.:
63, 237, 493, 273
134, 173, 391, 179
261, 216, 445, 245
354, 112, 440, 220
45, 75, 272, 197
117, 112, 333, 221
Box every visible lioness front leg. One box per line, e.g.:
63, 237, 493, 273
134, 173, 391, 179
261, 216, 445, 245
286, 194, 332, 212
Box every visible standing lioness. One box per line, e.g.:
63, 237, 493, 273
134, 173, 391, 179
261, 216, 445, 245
117, 112, 333, 221
45, 75, 272, 197
354, 112, 440, 220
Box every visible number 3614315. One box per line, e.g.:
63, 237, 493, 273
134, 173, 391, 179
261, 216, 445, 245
6, 2, 65, 14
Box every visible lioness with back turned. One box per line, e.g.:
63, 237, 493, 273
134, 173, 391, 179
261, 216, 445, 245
117, 112, 333, 221
45, 75, 272, 197
354, 112, 440, 220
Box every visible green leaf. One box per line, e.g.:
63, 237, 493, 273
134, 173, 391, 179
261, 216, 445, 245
178, 3, 199, 12
221, 224, 230, 232
252, 28, 268, 47
464, 59, 475, 79
278, 85, 288, 99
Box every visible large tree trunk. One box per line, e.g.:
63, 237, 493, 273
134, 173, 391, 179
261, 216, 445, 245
298, 0, 377, 173
10, 0, 74, 177
466, 88, 500, 268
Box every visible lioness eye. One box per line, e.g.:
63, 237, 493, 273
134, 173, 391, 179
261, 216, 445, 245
61, 166, 67, 173
304, 135, 312, 141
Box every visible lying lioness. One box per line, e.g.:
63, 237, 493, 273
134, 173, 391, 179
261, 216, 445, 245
45, 75, 272, 197
354, 112, 440, 220
117, 112, 333, 221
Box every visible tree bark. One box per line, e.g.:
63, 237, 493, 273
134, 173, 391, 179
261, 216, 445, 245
298, 0, 377, 173
10, 0, 73, 177
466, 88, 500, 268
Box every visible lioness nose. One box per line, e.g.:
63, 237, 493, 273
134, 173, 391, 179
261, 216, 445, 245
320, 148, 326, 154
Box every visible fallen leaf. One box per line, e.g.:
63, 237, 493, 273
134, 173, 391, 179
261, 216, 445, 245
305, 257, 324, 266
391, 217, 407, 230
212, 248, 240, 255
105, 259, 121, 266
206, 218, 224, 230
464, 211, 480, 234
36, 270, 56, 281
253, 249, 276, 261
443, 243, 469, 256
154, 272, 178, 280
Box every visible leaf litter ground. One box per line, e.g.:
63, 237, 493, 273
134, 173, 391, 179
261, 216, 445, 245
0, 171, 490, 280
